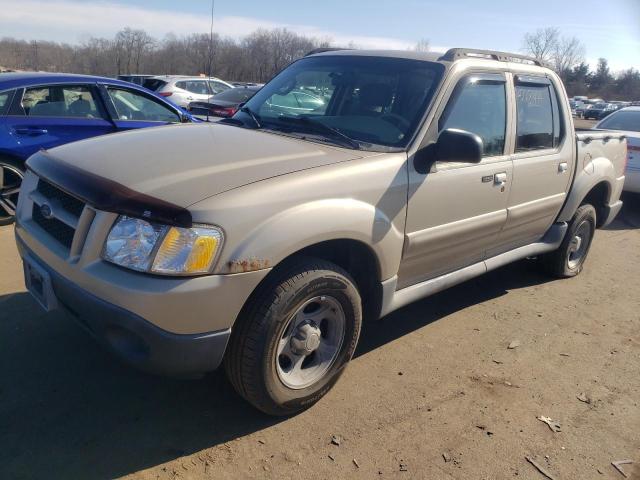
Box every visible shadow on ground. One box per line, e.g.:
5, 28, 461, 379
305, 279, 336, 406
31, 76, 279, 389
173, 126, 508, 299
603, 192, 640, 231
0, 256, 556, 479
3, 195, 638, 479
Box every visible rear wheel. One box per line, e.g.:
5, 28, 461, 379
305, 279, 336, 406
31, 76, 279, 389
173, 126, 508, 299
225, 258, 362, 416
542, 204, 596, 278
0, 158, 25, 226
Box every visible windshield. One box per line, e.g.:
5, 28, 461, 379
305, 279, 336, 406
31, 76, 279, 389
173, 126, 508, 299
236, 55, 444, 150
598, 110, 640, 132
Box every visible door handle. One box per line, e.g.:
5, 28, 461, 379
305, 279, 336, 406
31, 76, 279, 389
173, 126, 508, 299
494, 172, 507, 185
15, 128, 48, 136
558, 162, 568, 173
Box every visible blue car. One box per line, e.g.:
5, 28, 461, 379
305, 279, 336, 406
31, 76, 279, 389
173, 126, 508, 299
0, 72, 195, 225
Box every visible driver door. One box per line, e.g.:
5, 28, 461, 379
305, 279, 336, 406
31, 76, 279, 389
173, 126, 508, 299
399, 72, 513, 288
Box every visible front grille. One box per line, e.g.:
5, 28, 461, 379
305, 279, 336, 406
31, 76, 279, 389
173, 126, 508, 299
32, 204, 75, 249
37, 179, 85, 217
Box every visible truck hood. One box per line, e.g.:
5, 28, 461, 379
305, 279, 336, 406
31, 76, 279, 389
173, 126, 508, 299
42, 123, 367, 207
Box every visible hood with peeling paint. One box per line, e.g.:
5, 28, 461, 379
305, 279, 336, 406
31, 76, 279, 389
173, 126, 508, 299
43, 122, 368, 207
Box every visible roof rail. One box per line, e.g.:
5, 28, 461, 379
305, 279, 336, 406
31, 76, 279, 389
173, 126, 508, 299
304, 47, 352, 57
438, 48, 549, 67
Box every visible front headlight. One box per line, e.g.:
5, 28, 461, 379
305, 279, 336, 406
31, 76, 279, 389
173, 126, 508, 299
102, 216, 223, 276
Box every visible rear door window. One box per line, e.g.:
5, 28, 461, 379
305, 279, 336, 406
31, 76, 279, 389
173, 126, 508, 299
176, 80, 209, 95
515, 77, 562, 151
0, 90, 12, 115
439, 74, 507, 157
19, 85, 101, 118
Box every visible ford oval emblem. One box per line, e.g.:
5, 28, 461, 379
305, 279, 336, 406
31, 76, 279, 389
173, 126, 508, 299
40, 203, 53, 220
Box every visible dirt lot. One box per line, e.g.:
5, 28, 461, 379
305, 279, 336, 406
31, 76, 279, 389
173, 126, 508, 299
1, 194, 639, 480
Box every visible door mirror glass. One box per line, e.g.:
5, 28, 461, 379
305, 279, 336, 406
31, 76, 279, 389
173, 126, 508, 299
436, 128, 483, 163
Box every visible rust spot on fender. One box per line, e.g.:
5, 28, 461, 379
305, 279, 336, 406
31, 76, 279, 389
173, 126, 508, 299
227, 257, 271, 273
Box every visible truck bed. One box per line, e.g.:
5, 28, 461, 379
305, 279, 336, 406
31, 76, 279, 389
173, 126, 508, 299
575, 129, 627, 179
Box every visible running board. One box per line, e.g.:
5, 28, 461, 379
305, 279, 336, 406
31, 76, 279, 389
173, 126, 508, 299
379, 222, 568, 318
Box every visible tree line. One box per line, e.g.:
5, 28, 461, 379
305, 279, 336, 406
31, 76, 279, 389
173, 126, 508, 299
0, 27, 329, 83
522, 27, 640, 100
1, 26, 638, 100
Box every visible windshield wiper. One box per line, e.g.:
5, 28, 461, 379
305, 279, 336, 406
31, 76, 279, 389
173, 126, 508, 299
278, 116, 360, 150
239, 106, 262, 128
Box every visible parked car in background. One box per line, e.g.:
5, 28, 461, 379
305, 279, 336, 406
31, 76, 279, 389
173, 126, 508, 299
0, 72, 195, 225
188, 85, 261, 119
584, 102, 618, 120
145, 75, 234, 108
596, 107, 640, 192
569, 99, 584, 116
15, 48, 626, 415
117, 74, 156, 86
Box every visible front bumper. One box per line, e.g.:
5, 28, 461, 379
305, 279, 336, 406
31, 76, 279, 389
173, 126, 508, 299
17, 239, 269, 376
23, 248, 232, 376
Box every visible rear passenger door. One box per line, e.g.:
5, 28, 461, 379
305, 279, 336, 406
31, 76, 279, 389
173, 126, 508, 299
491, 74, 573, 256
6, 84, 114, 159
401, 72, 513, 288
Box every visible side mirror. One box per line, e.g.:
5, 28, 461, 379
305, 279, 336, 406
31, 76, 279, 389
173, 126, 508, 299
436, 128, 483, 163
414, 128, 483, 174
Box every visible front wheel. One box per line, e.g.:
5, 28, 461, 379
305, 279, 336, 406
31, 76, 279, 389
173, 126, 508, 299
0, 158, 25, 226
225, 258, 362, 416
541, 204, 596, 278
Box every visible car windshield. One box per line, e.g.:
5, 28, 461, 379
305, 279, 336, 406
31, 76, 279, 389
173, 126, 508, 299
213, 87, 258, 103
236, 55, 445, 151
598, 110, 640, 132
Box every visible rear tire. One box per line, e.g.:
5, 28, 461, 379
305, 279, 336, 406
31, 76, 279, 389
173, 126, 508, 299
224, 257, 362, 416
0, 157, 25, 226
542, 204, 596, 278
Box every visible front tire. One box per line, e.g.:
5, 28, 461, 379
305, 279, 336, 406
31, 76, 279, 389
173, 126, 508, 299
542, 204, 596, 278
0, 158, 25, 226
225, 258, 362, 416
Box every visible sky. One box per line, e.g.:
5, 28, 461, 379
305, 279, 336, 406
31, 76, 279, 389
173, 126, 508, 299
0, 0, 638, 72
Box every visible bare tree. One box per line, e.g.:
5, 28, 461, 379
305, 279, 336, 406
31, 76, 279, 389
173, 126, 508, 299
553, 36, 585, 79
413, 39, 430, 52
523, 27, 586, 81
522, 27, 560, 63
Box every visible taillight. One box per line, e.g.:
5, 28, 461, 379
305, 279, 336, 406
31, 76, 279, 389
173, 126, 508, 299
159, 92, 172, 97
211, 107, 238, 117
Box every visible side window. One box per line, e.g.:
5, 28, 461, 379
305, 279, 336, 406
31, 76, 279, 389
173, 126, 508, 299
107, 88, 181, 123
177, 81, 208, 95
208, 81, 230, 95
20, 85, 100, 118
439, 75, 507, 157
515, 78, 562, 152
0, 90, 12, 115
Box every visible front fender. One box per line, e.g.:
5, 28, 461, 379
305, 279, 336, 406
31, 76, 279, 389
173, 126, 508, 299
221, 198, 404, 280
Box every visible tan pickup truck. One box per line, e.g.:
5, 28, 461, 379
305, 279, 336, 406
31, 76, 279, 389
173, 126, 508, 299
15, 48, 626, 415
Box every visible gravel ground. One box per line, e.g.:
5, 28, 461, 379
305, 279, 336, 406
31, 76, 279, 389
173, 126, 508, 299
1, 193, 639, 480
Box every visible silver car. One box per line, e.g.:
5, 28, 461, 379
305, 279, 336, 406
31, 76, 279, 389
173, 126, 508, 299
146, 75, 233, 108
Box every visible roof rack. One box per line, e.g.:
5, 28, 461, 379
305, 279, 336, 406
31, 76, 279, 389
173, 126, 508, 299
438, 48, 548, 67
305, 47, 352, 57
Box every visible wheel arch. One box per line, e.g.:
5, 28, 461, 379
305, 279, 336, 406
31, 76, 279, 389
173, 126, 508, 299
557, 155, 617, 227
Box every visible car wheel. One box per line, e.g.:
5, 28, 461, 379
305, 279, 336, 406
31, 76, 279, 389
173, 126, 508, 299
225, 257, 362, 416
0, 158, 25, 226
541, 204, 596, 278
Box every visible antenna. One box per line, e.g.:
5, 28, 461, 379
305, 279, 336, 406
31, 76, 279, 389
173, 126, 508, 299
206, 0, 215, 122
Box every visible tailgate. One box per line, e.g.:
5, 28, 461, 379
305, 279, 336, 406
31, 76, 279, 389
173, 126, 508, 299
627, 136, 640, 174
